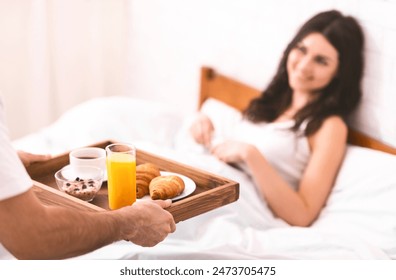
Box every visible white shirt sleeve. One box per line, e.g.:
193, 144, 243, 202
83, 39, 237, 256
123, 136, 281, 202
0, 99, 32, 200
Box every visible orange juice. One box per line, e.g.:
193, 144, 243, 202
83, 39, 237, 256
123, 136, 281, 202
106, 152, 136, 210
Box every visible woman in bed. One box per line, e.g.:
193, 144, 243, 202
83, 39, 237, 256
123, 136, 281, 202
190, 10, 364, 227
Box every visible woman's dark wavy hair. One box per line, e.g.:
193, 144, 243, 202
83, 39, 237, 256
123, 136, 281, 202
243, 10, 365, 136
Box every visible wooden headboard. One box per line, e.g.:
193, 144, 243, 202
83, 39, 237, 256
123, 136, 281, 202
198, 66, 396, 155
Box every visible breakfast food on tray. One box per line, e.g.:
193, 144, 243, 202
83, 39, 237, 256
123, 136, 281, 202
136, 163, 161, 198
135, 162, 186, 200
62, 177, 102, 201
149, 175, 185, 200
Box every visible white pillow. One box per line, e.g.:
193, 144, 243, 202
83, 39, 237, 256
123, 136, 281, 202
314, 145, 396, 258
200, 98, 242, 140
13, 96, 183, 154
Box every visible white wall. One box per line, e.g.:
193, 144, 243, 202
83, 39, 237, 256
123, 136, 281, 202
0, 0, 129, 140
125, 0, 396, 146
0, 1, 30, 139
2, 0, 396, 146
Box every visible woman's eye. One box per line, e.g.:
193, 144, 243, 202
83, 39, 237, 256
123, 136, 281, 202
315, 57, 329, 66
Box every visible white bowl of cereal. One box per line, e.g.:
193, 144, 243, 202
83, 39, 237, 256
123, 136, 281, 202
54, 165, 104, 202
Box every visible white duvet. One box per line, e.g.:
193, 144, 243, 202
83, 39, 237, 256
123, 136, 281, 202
13, 96, 396, 259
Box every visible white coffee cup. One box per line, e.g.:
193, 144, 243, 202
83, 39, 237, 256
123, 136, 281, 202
69, 147, 107, 179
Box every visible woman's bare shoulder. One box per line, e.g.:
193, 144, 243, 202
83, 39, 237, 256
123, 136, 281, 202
309, 115, 347, 148
321, 115, 347, 132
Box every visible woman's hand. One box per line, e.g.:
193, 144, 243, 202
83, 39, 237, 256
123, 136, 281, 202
17, 150, 51, 167
189, 113, 215, 148
210, 140, 254, 163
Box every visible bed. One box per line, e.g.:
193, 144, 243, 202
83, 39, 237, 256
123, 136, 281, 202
13, 66, 396, 259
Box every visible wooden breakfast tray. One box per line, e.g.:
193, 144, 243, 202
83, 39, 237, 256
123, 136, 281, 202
26, 140, 239, 223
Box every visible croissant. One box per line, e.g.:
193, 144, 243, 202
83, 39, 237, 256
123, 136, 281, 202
149, 175, 185, 200
136, 163, 161, 198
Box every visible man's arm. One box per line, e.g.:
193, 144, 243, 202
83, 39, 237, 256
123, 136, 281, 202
0, 187, 175, 259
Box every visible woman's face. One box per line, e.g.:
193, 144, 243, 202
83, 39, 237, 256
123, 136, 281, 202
287, 32, 339, 94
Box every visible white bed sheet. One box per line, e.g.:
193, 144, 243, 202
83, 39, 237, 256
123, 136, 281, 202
13, 96, 396, 260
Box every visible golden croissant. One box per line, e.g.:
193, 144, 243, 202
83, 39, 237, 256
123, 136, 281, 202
149, 175, 185, 200
136, 163, 161, 198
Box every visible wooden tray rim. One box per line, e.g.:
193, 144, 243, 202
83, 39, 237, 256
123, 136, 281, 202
29, 139, 240, 222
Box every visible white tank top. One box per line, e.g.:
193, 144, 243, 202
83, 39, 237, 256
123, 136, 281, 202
228, 119, 311, 189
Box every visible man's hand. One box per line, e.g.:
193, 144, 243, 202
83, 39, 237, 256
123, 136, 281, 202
118, 199, 176, 247
17, 151, 51, 167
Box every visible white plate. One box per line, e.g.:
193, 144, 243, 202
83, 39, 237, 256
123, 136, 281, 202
139, 171, 196, 201
160, 171, 196, 201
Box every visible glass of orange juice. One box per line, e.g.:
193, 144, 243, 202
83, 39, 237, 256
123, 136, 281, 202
105, 143, 136, 210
